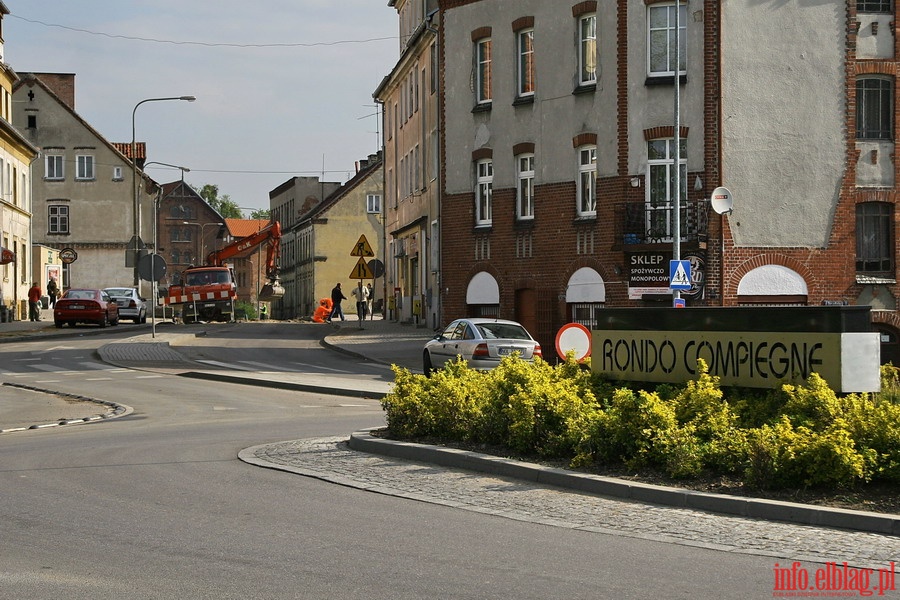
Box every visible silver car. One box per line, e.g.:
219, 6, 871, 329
423, 318, 542, 375
103, 287, 148, 323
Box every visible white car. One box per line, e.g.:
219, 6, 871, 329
423, 318, 542, 375
103, 287, 148, 323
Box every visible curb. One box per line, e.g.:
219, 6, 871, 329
178, 371, 387, 399
348, 431, 900, 537
0, 382, 133, 434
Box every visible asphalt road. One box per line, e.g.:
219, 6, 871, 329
0, 323, 889, 599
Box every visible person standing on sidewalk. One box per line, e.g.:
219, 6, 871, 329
46, 277, 59, 308
328, 282, 347, 322
28, 282, 42, 321
351, 282, 369, 320
366, 283, 374, 320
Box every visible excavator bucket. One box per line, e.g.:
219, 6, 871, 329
259, 279, 285, 300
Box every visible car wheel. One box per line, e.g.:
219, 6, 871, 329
54, 320, 63, 329
140, 310, 147, 324
99, 314, 108, 328
423, 351, 434, 377
111, 314, 119, 326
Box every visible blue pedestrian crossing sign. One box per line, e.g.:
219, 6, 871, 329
669, 260, 692, 290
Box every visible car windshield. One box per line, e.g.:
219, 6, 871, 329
105, 289, 131, 297
477, 323, 531, 340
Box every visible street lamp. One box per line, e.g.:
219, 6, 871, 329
183, 221, 224, 264
131, 95, 196, 287
144, 161, 190, 338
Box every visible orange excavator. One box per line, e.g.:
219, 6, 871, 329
165, 221, 284, 323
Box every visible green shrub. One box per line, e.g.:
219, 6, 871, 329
592, 388, 677, 470
381, 360, 489, 440
782, 373, 843, 430
489, 356, 598, 457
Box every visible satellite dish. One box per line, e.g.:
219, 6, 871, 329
710, 186, 733, 215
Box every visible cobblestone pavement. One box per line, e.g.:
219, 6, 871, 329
241, 437, 900, 573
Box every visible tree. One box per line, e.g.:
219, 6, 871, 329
192, 183, 243, 218
250, 209, 271, 220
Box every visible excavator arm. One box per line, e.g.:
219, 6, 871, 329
207, 221, 285, 300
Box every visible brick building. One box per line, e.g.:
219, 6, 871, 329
427, 0, 900, 364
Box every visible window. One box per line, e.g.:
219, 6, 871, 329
366, 193, 382, 213
27, 115, 36, 129
858, 0, 892, 12
577, 146, 597, 216
476, 159, 493, 225
49, 204, 69, 234
579, 14, 597, 86
646, 138, 687, 240
516, 153, 535, 219
476, 38, 493, 104
648, 3, 686, 77
45, 155, 64, 180
75, 155, 95, 180
856, 202, 893, 274
517, 29, 535, 97
113, 166, 123, 181
856, 77, 893, 141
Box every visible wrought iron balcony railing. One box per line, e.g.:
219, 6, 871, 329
615, 199, 709, 247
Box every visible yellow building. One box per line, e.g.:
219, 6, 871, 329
291, 153, 383, 319
0, 4, 40, 320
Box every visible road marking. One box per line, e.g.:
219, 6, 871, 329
85, 377, 113, 381
291, 361, 347, 373
134, 375, 164, 379
196, 359, 257, 371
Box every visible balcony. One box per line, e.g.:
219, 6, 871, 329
615, 199, 710, 248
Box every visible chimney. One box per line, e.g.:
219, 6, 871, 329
31, 73, 77, 110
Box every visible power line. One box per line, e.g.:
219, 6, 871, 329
10, 14, 397, 49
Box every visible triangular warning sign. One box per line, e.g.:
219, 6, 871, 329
350, 235, 375, 257
350, 257, 374, 279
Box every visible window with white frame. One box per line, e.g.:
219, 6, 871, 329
646, 138, 687, 240
476, 159, 493, 225
113, 166, 123, 181
45, 155, 64, 180
366, 193, 382, 214
75, 155, 95, 180
516, 153, 535, 219
476, 38, 493, 104
49, 204, 69, 234
517, 28, 535, 97
577, 146, 597, 216
648, 3, 686, 77
579, 13, 597, 86
858, 0, 891, 12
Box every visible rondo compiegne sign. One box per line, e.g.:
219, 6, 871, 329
591, 306, 880, 393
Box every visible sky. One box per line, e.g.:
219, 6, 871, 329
3, 1, 399, 213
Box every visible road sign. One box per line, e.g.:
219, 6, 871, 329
669, 260, 691, 290
350, 257, 374, 279
138, 253, 168, 282
555, 323, 592, 362
351, 235, 375, 257
367, 258, 384, 279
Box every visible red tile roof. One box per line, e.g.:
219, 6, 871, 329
225, 218, 271, 238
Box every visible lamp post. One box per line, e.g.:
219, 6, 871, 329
144, 161, 190, 338
183, 221, 224, 264
132, 95, 195, 287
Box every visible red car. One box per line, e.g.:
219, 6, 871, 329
54, 288, 120, 328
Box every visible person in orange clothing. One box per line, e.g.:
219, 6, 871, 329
27, 282, 42, 321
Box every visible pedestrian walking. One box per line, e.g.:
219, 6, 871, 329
28, 282, 42, 321
351, 282, 369, 320
47, 277, 59, 308
366, 283, 374, 320
328, 283, 347, 322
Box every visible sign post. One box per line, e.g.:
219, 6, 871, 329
349, 235, 375, 329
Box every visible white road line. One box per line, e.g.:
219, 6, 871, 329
290, 361, 347, 373
29, 365, 68, 372
85, 377, 113, 381
134, 374, 164, 379
238, 360, 292, 372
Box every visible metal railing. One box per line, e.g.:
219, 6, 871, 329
615, 199, 709, 246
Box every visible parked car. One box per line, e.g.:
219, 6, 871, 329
423, 318, 542, 375
104, 287, 147, 323
54, 288, 119, 328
